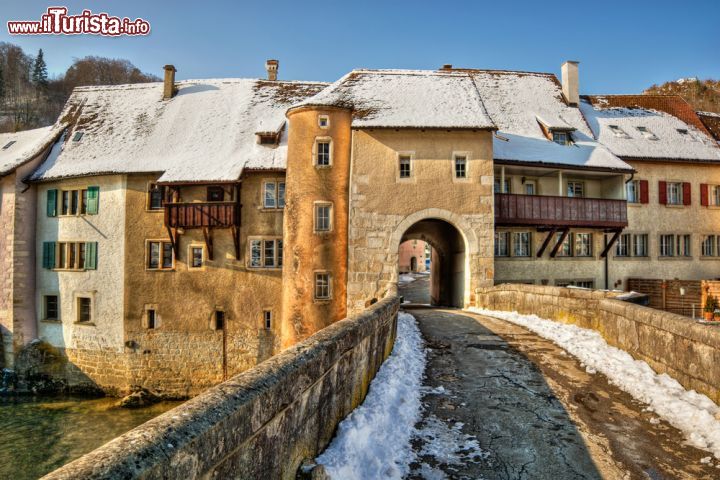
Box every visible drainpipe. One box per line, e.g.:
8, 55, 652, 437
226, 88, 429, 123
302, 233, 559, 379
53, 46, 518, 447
604, 234, 609, 290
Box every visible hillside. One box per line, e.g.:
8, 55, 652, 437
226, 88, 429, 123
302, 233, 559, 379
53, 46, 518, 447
644, 78, 720, 114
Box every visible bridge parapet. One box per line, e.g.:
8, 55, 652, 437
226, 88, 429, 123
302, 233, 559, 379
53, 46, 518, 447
43, 296, 400, 480
476, 284, 720, 403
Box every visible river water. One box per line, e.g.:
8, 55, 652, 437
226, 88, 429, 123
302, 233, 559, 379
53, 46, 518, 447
0, 396, 181, 479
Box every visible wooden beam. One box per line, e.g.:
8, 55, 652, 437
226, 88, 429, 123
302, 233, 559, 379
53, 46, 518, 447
536, 228, 557, 258
600, 229, 623, 258
166, 225, 179, 259
203, 227, 214, 261
231, 226, 240, 260
549, 228, 570, 258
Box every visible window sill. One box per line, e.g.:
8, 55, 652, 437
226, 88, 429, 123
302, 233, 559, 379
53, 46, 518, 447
74, 321, 96, 326
145, 268, 176, 272
52, 268, 87, 272
247, 266, 282, 271
145, 208, 164, 213
495, 256, 533, 261
664, 204, 686, 208
260, 207, 285, 212
313, 298, 332, 305
657, 256, 693, 261
699, 256, 720, 261
40, 318, 61, 323
315, 165, 332, 170
611, 256, 651, 261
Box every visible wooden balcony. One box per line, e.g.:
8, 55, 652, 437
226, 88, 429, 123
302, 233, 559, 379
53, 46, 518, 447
164, 202, 240, 229
495, 193, 628, 229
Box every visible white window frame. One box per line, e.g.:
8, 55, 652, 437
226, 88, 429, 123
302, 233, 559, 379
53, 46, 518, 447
188, 244, 205, 270
659, 234, 675, 257
248, 237, 283, 269
552, 131, 569, 145
146, 240, 175, 271
574, 233, 593, 257
615, 233, 630, 257
494, 231, 509, 257
566, 181, 585, 198
513, 232, 531, 257
314, 137, 333, 167
711, 185, 720, 207
318, 115, 330, 129
313, 201, 333, 233
494, 176, 511, 193
523, 179, 536, 195
397, 152, 414, 181
667, 182, 683, 205
626, 180, 640, 204
702, 235, 717, 257
314, 271, 332, 300
633, 233, 649, 257
452, 152, 470, 181
262, 180, 286, 209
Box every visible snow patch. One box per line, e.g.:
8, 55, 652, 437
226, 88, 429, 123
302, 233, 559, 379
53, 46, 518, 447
398, 274, 416, 284
316, 312, 426, 479
470, 307, 720, 459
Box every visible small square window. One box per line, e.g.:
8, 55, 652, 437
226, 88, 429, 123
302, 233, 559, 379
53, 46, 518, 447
207, 186, 224, 202
77, 297, 92, 323
608, 125, 630, 138
314, 203, 332, 232
636, 126, 658, 140
72, 131, 84, 142
263, 310, 272, 330
454, 156, 467, 179
191, 247, 203, 268
318, 115, 329, 128
567, 181, 584, 198
314, 273, 331, 300
316, 141, 331, 166
147, 309, 156, 329
399, 155, 411, 179
552, 131, 569, 145
44, 295, 59, 321
148, 184, 165, 210
2, 140, 16, 150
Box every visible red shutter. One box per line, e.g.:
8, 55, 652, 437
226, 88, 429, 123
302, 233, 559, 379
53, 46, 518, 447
683, 182, 691, 206
639, 180, 649, 204
659, 181, 667, 205
701, 184, 709, 206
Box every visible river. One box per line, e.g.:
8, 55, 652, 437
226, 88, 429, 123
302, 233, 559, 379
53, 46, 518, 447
0, 396, 181, 479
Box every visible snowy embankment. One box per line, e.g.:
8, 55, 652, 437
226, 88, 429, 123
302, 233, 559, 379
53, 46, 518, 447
316, 312, 426, 478
470, 307, 720, 459
398, 274, 416, 284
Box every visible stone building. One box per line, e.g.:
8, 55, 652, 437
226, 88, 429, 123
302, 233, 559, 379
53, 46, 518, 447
398, 240, 429, 273
5, 60, 720, 396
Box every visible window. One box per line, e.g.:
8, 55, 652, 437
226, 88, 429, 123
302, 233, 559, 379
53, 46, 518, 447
258, 134, 278, 145
147, 309, 156, 329
523, 181, 536, 195
513, 232, 531, 257
711, 186, 720, 207
574, 280, 595, 289
626, 180, 639, 203
677, 234, 691, 257
677, 128, 698, 141
147, 241, 174, 270
316, 140, 331, 166
207, 186, 224, 202
214, 310, 225, 330
702, 235, 718, 257
314, 272, 331, 300
148, 184, 166, 210
633, 234, 649, 257
44, 295, 59, 321
2, 140, 16, 150
72, 131, 84, 142
77, 297, 92, 323
399, 155, 412, 179
574, 233, 593, 257
636, 126, 658, 140
494, 177, 511, 193
249, 238, 282, 268
44, 242, 97, 270
263, 310, 272, 330
567, 181, 584, 198
53, 187, 98, 216
190, 246, 203, 268
454, 156, 467, 179
659, 234, 675, 257
318, 115, 329, 128
615, 234, 630, 257
556, 233, 572, 257
263, 181, 285, 208
667, 182, 682, 205
608, 125, 630, 138
552, 131, 569, 145
314, 203, 332, 232
494, 232, 509, 257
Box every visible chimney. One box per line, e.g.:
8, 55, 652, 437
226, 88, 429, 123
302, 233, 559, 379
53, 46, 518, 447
163, 65, 176, 100
441, 64, 453, 70
265, 59, 279, 81
561, 61, 580, 106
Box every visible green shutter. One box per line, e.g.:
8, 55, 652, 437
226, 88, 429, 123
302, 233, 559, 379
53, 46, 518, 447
46, 189, 57, 217
42, 242, 56, 269
84, 242, 97, 270
86, 186, 100, 214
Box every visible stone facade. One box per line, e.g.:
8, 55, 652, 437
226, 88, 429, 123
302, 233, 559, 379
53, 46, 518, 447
476, 284, 720, 403
43, 296, 399, 480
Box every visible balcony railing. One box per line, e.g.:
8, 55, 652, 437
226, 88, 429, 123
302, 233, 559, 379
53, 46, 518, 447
495, 193, 628, 229
165, 202, 240, 229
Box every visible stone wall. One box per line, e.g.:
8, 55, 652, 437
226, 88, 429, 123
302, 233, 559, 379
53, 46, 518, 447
43, 296, 399, 480
476, 284, 720, 403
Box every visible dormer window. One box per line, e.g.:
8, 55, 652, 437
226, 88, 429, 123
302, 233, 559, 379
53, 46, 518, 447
636, 126, 658, 140
552, 131, 569, 145
72, 131, 84, 142
677, 128, 697, 140
608, 125, 630, 138
2, 140, 16, 150
257, 133, 279, 145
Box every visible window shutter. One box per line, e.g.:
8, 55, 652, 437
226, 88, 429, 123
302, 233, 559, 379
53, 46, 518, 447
46, 189, 58, 217
683, 182, 691, 206
639, 180, 649, 204
86, 186, 100, 214
84, 242, 97, 270
658, 181, 667, 205
42, 242, 56, 269
701, 184, 709, 206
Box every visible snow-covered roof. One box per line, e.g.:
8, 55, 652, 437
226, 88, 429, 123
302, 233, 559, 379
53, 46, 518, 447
291, 69, 496, 130
0, 126, 60, 176
580, 96, 720, 162
468, 70, 633, 171
30, 79, 327, 183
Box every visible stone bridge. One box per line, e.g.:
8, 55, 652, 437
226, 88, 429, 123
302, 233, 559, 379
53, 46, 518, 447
43, 282, 720, 479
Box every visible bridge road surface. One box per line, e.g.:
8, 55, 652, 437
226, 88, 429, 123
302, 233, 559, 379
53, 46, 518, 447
399, 274, 718, 479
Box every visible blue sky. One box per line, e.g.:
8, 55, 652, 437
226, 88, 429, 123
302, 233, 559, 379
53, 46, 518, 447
1, 0, 718, 93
